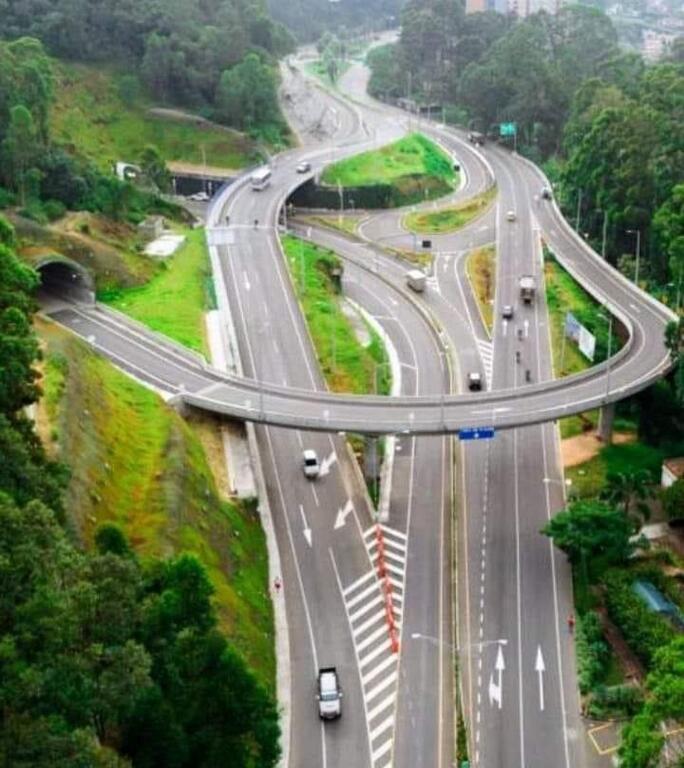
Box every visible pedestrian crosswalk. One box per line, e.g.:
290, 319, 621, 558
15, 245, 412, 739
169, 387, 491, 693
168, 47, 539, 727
341, 524, 408, 768
476, 339, 493, 388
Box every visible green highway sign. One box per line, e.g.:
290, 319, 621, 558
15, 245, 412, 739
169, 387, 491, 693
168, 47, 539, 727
500, 122, 517, 137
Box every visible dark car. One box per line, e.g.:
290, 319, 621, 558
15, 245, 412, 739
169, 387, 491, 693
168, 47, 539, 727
467, 372, 483, 391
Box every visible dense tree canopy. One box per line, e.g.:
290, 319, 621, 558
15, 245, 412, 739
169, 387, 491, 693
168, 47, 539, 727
0, 218, 280, 765
0, 0, 293, 135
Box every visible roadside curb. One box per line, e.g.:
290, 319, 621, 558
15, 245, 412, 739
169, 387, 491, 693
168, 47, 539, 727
205, 187, 292, 768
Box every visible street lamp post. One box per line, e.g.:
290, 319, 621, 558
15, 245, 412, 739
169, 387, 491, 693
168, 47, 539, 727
627, 228, 641, 286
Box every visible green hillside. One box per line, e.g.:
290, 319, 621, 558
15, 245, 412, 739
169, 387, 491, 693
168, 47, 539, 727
52, 62, 257, 172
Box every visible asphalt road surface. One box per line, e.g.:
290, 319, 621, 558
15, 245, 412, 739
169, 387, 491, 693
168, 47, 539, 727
39, 47, 676, 768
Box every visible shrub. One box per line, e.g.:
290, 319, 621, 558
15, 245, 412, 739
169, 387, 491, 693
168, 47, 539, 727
662, 477, 684, 521
577, 611, 610, 694
42, 199, 66, 221
587, 684, 644, 719
602, 569, 676, 668
0, 187, 15, 208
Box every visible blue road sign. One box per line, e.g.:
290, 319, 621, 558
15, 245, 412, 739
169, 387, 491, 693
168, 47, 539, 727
459, 426, 496, 441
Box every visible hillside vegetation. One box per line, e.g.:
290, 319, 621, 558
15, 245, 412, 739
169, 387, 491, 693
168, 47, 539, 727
100, 227, 213, 355
36, 319, 275, 688
53, 63, 257, 172
0, 217, 279, 765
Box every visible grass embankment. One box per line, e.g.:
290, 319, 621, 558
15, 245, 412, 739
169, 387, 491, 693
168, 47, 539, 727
566, 442, 668, 500
35, 319, 274, 689
544, 250, 622, 438
100, 228, 213, 356
16, 211, 159, 292
52, 62, 256, 171
467, 246, 496, 334
281, 234, 391, 395
403, 186, 496, 235
321, 133, 457, 207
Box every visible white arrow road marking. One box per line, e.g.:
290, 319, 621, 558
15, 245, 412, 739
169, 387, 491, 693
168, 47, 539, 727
535, 646, 546, 711
334, 499, 354, 530
243, 271, 251, 291
503, 318, 508, 337
488, 674, 502, 709
300, 504, 312, 548
524, 319, 530, 338
489, 645, 505, 709
319, 450, 337, 477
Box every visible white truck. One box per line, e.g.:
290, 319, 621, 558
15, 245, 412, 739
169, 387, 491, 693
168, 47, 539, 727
405, 269, 427, 292
519, 275, 536, 305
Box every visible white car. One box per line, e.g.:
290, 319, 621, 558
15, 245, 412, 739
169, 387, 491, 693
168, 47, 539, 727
302, 449, 320, 479
188, 191, 210, 202
502, 304, 514, 320
296, 160, 312, 174
506, 210, 516, 222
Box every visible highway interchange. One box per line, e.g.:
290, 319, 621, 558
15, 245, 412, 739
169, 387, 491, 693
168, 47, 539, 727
41, 48, 677, 768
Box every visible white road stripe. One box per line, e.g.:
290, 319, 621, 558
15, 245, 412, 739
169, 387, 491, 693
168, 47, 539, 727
365, 670, 398, 703
353, 610, 386, 638
372, 738, 394, 762
379, 524, 408, 542
357, 624, 390, 653
367, 691, 396, 722
360, 639, 392, 668
382, 549, 406, 565
343, 569, 376, 597
370, 715, 394, 742
347, 582, 381, 610
349, 594, 384, 624
361, 654, 397, 686
383, 562, 404, 577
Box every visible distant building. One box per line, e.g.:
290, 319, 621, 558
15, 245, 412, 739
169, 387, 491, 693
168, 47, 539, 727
466, 0, 562, 14
642, 29, 676, 61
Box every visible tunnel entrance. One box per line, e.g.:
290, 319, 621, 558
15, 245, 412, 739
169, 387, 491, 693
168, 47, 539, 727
36, 258, 95, 306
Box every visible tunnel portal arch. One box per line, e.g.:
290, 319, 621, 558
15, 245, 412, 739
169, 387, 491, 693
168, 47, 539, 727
35, 256, 95, 305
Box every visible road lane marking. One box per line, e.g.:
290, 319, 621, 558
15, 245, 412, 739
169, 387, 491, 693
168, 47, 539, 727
347, 582, 382, 610
344, 569, 376, 597
349, 593, 384, 624
357, 624, 392, 653
362, 653, 397, 685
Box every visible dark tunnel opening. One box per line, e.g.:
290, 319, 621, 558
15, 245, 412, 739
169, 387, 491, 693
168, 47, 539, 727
36, 259, 95, 306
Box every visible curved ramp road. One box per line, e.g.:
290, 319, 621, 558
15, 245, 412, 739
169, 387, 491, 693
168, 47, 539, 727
41, 46, 676, 768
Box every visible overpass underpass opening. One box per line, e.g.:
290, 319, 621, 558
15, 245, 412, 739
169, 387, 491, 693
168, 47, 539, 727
36, 259, 95, 306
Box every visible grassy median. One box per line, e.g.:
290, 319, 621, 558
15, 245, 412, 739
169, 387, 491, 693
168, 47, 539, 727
281, 234, 391, 395
321, 133, 456, 206
35, 319, 275, 689
100, 227, 213, 356
466, 246, 496, 334
403, 186, 496, 235
544, 250, 622, 438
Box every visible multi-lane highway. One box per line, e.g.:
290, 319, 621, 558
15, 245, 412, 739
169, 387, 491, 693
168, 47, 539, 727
40, 45, 676, 768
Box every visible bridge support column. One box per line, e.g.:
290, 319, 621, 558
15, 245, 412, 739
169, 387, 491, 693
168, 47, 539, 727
598, 402, 616, 443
